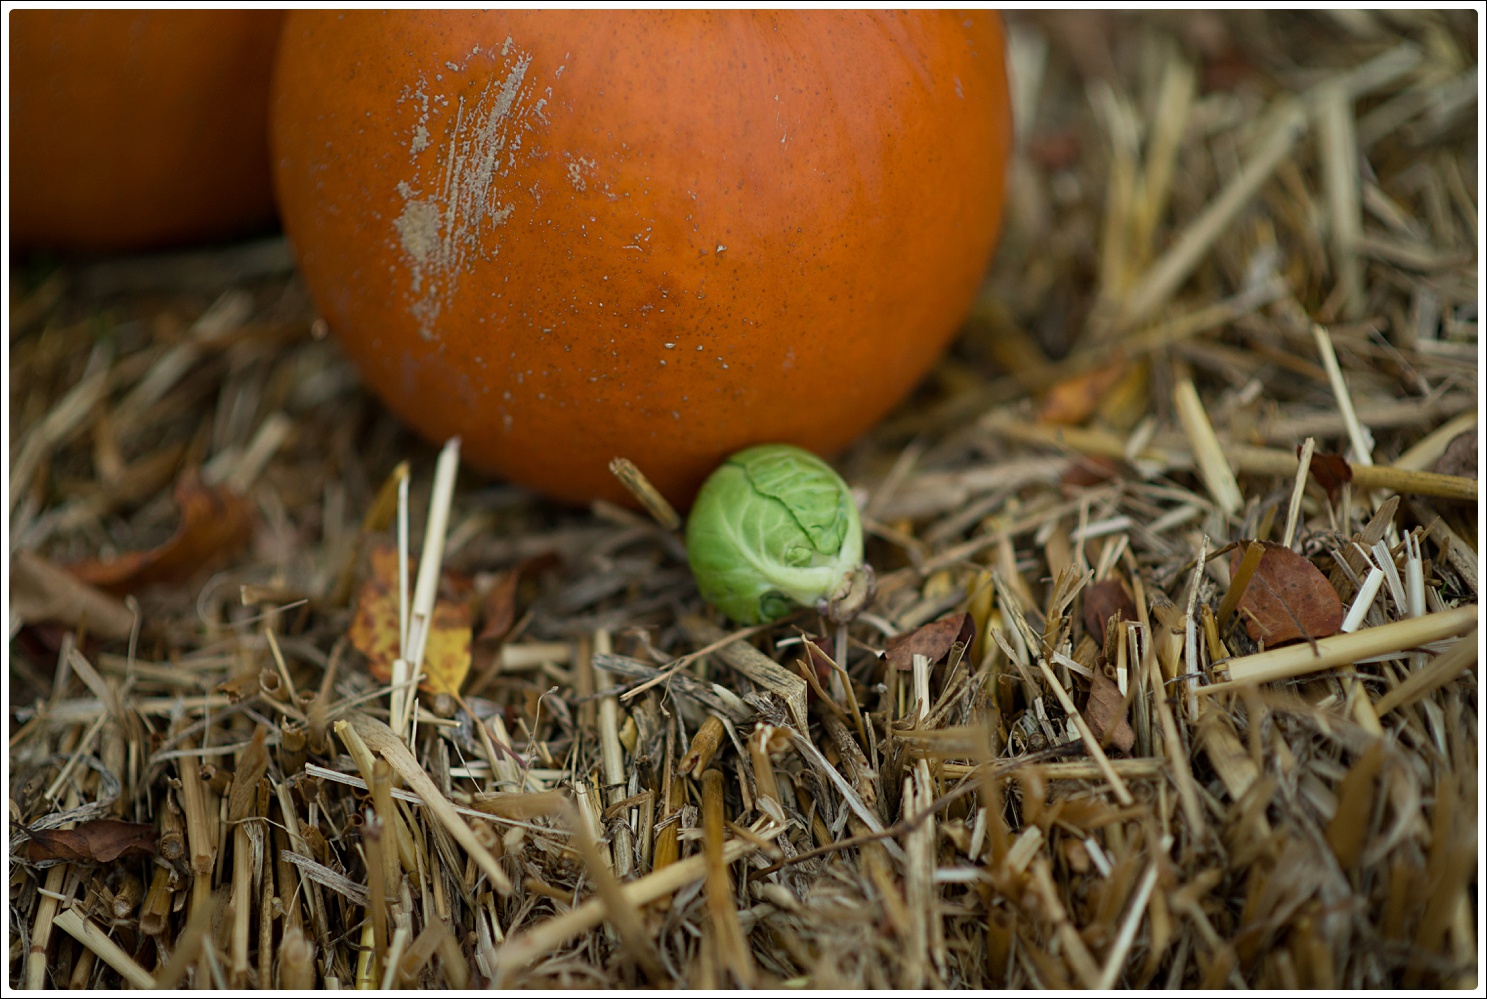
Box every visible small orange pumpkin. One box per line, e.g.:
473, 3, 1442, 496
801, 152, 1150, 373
272, 11, 1011, 505
9, 10, 284, 252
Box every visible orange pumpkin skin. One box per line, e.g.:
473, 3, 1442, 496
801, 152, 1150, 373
272, 11, 1010, 506
9, 10, 284, 252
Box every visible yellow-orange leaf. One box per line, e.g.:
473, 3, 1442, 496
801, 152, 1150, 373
348, 542, 472, 696
1039, 358, 1128, 426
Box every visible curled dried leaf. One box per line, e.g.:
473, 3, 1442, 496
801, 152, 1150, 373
1084, 665, 1135, 754
476, 552, 559, 644
1429, 428, 1477, 481
68, 470, 254, 592
1083, 577, 1137, 646
25, 819, 157, 865
1306, 450, 1353, 503
476, 568, 521, 645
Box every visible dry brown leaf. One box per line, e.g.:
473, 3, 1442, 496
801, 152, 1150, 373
1429, 428, 1477, 480
68, 470, 253, 592
1084, 666, 1135, 754
349, 542, 473, 696
25, 819, 157, 865
1026, 128, 1083, 171
1061, 454, 1124, 489
476, 552, 559, 644
476, 568, 522, 645
1082, 577, 1137, 647
1306, 449, 1354, 503
1038, 357, 1128, 426
1229, 541, 1344, 646
883, 612, 975, 672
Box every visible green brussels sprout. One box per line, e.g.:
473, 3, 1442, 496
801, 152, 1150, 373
686, 443, 874, 625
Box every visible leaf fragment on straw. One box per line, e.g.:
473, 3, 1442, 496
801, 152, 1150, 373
882, 611, 975, 672
1032, 655, 1134, 806
1216, 541, 1265, 631
1083, 576, 1136, 646
1084, 665, 1135, 753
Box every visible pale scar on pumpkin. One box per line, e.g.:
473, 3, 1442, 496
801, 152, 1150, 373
392, 39, 541, 342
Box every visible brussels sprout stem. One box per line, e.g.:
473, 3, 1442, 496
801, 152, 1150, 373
832, 624, 850, 703
822, 563, 876, 624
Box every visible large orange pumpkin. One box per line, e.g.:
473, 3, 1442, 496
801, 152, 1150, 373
272, 11, 1011, 506
8, 10, 284, 252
